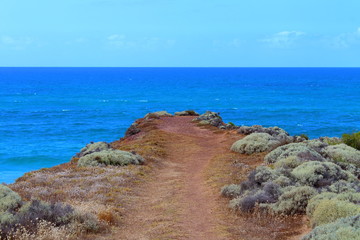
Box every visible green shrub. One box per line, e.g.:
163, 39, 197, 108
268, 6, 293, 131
273, 176, 292, 187
300, 134, 309, 140
302, 214, 360, 240
310, 199, 360, 227
342, 131, 360, 150
274, 156, 303, 169
0, 185, 22, 212
230, 133, 283, 154
291, 161, 355, 188
76, 141, 112, 158
145, 111, 173, 119
326, 180, 360, 193
307, 192, 360, 218
324, 143, 360, 167
221, 184, 241, 198
267, 186, 317, 215
78, 150, 145, 167
264, 142, 326, 164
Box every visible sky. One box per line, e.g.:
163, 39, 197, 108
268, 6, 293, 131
0, 0, 360, 67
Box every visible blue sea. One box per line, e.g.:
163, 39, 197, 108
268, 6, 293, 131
1, 68, 360, 183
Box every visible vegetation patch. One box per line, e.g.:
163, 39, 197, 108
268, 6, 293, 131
77, 150, 145, 167
342, 131, 360, 150
231, 133, 283, 154
302, 214, 360, 240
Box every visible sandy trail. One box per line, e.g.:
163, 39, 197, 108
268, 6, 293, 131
112, 116, 231, 240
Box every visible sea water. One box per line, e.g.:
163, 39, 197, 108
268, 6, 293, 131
1, 67, 359, 183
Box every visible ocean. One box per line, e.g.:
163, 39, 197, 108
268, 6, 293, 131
1, 67, 360, 183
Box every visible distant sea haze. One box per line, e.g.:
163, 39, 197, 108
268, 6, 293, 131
0, 67, 359, 183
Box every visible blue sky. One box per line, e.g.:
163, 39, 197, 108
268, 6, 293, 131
0, 0, 359, 67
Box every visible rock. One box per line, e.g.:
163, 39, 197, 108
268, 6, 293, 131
192, 111, 224, 127
174, 110, 200, 116
125, 123, 141, 137
144, 111, 173, 119
75, 142, 112, 158
78, 150, 145, 167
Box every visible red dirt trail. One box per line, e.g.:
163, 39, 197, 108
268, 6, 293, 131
110, 116, 233, 240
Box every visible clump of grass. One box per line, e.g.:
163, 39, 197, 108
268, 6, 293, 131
342, 131, 360, 150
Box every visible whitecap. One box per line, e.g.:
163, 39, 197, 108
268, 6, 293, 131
138, 100, 148, 103
62, 109, 70, 112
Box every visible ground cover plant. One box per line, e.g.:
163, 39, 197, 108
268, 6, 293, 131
224, 129, 360, 239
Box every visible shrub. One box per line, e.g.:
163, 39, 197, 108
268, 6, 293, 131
230, 133, 283, 154
264, 142, 326, 164
77, 150, 145, 167
0, 184, 22, 212
254, 166, 279, 184
144, 111, 173, 119
237, 125, 289, 137
267, 186, 317, 215
0, 200, 103, 239
324, 143, 360, 167
319, 136, 342, 145
230, 182, 282, 212
310, 199, 360, 227
16, 200, 74, 228
302, 214, 360, 240
274, 156, 303, 169
300, 134, 309, 140
291, 161, 355, 188
326, 180, 360, 194
75, 142, 112, 158
342, 131, 360, 150
273, 176, 292, 187
306, 192, 360, 218
221, 184, 241, 198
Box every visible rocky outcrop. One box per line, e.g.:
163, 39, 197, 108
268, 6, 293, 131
125, 123, 141, 137
192, 111, 224, 127
174, 110, 200, 116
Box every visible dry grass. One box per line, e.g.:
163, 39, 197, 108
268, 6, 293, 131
8, 117, 170, 240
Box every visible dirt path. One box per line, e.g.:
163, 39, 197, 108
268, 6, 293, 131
112, 116, 232, 240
